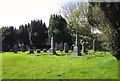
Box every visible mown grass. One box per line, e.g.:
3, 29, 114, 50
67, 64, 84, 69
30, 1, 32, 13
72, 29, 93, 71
0, 53, 2, 81
1, 50, 118, 79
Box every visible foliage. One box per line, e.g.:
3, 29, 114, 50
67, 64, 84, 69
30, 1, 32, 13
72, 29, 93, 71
2, 19, 48, 50
28, 20, 48, 49
18, 25, 30, 46
60, 2, 96, 49
48, 14, 72, 46
88, 2, 120, 60
2, 27, 18, 51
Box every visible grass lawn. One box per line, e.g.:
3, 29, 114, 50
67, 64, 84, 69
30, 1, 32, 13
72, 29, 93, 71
1, 50, 118, 79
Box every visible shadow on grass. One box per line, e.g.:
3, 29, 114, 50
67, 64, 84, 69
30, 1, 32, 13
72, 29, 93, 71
56, 53, 70, 56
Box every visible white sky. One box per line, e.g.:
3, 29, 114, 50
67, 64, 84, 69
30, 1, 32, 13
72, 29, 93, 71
0, 0, 88, 28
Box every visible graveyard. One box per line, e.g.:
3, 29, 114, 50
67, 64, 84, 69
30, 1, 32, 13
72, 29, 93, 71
1, 34, 118, 79
1, 1, 120, 80
1, 21, 119, 79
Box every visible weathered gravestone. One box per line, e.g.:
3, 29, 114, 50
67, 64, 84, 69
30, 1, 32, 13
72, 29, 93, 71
43, 49, 47, 52
49, 37, 57, 55
36, 49, 41, 53
82, 42, 87, 54
64, 43, 69, 53
21, 44, 25, 52
93, 39, 96, 51
59, 42, 63, 51
14, 45, 18, 53
72, 32, 81, 56
29, 49, 34, 54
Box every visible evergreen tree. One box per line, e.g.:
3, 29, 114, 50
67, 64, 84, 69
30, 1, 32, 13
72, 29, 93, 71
2, 26, 17, 51
48, 14, 72, 46
18, 25, 29, 45
88, 2, 120, 60
28, 20, 48, 49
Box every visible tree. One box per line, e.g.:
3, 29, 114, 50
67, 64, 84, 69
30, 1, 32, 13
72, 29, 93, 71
60, 2, 94, 49
18, 25, 30, 46
48, 14, 72, 46
88, 2, 120, 60
28, 20, 48, 49
2, 26, 17, 51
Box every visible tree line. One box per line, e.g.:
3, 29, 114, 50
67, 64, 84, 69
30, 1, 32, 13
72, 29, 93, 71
1, 14, 106, 52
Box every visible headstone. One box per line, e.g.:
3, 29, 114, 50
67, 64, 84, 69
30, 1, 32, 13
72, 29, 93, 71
55, 43, 59, 50
82, 42, 87, 53
72, 31, 81, 56
14, 45, 18, 53
29, 49, 34, 54
93, 39, 96, 51
59, 42, 63, 51
21, 44, 25, 52
36, 49, 41, 53
49, 36, 57, 55
43, 49, 47, 52
63, 43, 69, 53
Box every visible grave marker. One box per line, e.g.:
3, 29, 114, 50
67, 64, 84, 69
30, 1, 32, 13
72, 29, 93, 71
14, 45, 18, 53
29, 49, 34, 54
93, 39, 96, 51
72, 31, 81, 56
64, 43, 69, 53
36, 49, 41, 53
82, 42, 87, 53
49, 36, 57, 55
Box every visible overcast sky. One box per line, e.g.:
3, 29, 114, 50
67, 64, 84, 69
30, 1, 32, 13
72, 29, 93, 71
0, 0, 88, 28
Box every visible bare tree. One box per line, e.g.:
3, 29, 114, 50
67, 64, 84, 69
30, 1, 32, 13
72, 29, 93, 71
59, 1, 88, 22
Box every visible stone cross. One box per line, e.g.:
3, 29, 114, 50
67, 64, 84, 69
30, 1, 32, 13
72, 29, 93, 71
75, 32, 78, 46
93, 39, 96, 51
72, 31, 81, 56
64, 43, 69, 53
49, 36, 57, 55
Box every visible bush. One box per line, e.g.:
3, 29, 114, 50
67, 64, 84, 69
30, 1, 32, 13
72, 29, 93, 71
100, 42, 109, 51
